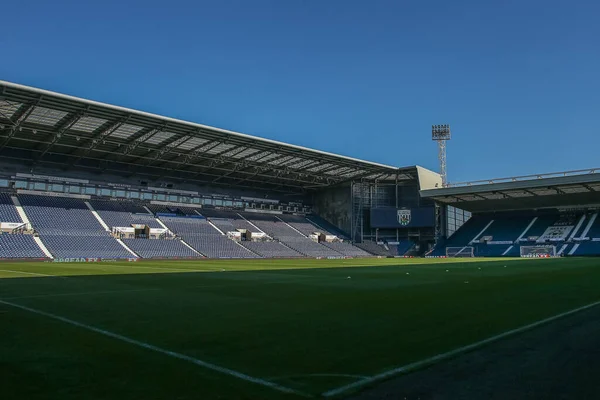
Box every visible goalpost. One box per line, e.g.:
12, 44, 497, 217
446, 246, 475, 258
520, 245, 556, 258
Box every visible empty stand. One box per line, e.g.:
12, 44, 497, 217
355, 241, 390, 256
90, 200, 163, 229
243, 213, 342, 257
0, 234, 46, 258
0, 193, 22, 222
160, 216, 257, 258
323, 241, 370, 257
123, 239, 199, 258
19, 195, 132, 258
241, 241, 302, 258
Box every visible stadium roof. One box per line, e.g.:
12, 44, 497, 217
421, 168, 600, 212
0, 80, 422, 194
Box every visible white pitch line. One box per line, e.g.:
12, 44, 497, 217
3, 287, 162, 301
103, 264, 205, 273
322, 299, 600, 397
0, 299, 309, 398
270, 373, 368, 381
0, 269, 56, 277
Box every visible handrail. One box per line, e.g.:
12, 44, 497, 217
446, 168, 600, 188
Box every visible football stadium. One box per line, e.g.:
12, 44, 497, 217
2, 80, 600, 399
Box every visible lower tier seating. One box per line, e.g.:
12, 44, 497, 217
241, 241, 303, 258
323, 242, 371, 257
0, 234, 46, 258
123, 239, 199, 258
41, 235, 132, 259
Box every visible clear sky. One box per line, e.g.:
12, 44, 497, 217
1, 0, 598, 183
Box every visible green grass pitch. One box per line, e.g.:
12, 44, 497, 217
1, 257, 600, 399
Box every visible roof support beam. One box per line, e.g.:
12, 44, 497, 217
32, 110, 89, 165
68, 119, 127, 166
524, 189, 538, 196
120, 125, 168, 156
0, 103, 37, 151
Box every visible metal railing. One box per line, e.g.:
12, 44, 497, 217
446, 168, 600, 188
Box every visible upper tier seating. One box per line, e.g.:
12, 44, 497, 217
90, 200, 162, 229
160, 217, 257, 258
148, 204, 200, 216
0, 234, 46, 258
123, 238, 199, 258
0, 193, 22, 222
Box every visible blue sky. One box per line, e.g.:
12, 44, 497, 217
1, 0, 598, 183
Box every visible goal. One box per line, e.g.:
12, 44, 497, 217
446, 246, 475, 258
520, 245, 556, 258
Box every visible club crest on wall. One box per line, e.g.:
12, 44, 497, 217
397, 209, 411, 226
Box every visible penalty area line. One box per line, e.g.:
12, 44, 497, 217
0, 299, 310, 398
322, 299, 600, 398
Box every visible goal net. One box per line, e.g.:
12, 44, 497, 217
520, 245, 556, 258
446, 246, 475, 258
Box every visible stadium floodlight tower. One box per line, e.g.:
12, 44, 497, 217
432, 124, 451, 187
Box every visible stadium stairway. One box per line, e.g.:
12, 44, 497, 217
10, 195, 31, 225
86, 201, 139, 257
0, 194, 51, 259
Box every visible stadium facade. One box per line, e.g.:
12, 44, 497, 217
2, 80, 599, 259
422, 169, 600, 257
0, 80, 441, 260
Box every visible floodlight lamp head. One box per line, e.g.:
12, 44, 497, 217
432, 124, 451, 141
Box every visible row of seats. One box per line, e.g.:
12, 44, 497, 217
122, 238, 198, 258
0, 193, 376, 259
90, 199, 162, 229
159, 217, 257, 258
241, 241, 302, 258
0, 193, 21, 222
433, 210, 600, 257
0, 234, 46, 258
